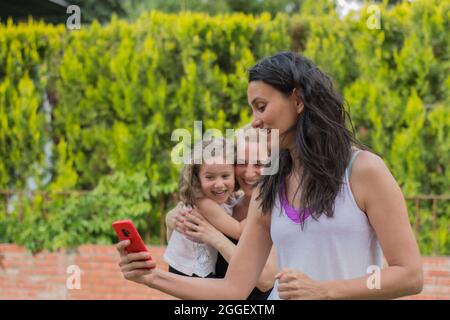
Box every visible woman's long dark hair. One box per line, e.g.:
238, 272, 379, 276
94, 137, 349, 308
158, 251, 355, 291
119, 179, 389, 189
249, 51, 365, 223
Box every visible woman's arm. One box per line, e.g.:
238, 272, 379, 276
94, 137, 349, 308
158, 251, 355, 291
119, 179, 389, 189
164, 202, 185, 242
256, 247, 277, 292
181, 211, 277, 292
324, 151, 423, 299
276, 151, 423, 299
117, 190, 273, 299
196, 198, 244, 240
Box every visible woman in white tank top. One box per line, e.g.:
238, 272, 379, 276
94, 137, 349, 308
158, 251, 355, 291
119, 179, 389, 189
116, 52, 423, 300
268, 149, 384, 299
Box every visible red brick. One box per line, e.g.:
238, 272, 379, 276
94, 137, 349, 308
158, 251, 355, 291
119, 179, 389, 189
2, 255, 27, 267
26, 268, 60, 276
78, 245, 120, 255
2, 245, 447, 300
0, 244, 26, 253
424, 277, 436, 285
33, 260, 59, 269
436, 278, 450, 286
422, 257, 450, 266
432, 286, 450, 295
427, 270, 450, 278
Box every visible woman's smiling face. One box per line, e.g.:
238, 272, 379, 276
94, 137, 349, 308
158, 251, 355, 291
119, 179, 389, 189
247, 80, 302, 149
234, 142, 264, 197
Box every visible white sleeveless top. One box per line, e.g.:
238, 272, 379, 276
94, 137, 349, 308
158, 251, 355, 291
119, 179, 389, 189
268, 150, 383, 299
163, 194, 240, 277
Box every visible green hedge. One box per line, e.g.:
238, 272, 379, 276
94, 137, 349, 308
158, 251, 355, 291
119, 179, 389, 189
0, 12, 290, 252
298, 1, 450, 254
0, 1, 448, 253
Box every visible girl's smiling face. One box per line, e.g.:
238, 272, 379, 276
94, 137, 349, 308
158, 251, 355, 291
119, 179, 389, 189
198, 162, 235, 204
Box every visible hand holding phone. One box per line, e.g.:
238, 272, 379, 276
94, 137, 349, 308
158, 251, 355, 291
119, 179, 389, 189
112, 220, 154, 269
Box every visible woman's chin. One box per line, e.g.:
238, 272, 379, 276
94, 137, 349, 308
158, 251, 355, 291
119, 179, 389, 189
241, 186, 253, 196
243, 190, 252, 198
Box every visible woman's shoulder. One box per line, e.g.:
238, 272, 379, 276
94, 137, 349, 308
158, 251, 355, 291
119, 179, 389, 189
351, 150, 388, 177
349, 149, 395, 212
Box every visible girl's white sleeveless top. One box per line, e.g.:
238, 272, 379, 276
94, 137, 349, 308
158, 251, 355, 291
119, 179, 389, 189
268, 150, 383, 299
163, 194, 240, 277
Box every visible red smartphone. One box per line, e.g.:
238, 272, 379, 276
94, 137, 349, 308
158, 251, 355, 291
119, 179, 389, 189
112, 220, 153, 264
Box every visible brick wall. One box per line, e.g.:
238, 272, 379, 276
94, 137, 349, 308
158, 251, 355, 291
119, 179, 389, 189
0, 244, 174, 300
0, 244, 449, 300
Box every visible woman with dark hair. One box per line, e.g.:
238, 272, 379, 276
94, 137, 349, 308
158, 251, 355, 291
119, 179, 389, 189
116, 52, 423, 299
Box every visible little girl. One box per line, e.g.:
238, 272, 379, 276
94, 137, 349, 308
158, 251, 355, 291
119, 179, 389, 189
164, 138, 244, 278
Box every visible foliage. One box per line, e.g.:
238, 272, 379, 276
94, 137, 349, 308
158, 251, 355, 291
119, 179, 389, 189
0, 172, 160, 252
0, 12, 289, 252
301, 0, 449, 254
0, 1, 448, 254
0, 20, 64, 188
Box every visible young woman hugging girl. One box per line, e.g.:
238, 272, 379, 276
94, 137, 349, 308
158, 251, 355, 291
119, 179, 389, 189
163, 137, 245, 278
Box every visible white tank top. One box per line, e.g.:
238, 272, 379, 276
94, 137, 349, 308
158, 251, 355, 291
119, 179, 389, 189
268, 150, 383, 299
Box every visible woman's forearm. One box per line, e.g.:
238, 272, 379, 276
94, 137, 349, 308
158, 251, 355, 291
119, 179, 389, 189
166, 226, 173, 243
325, 265, 423, 299
165, 202, 184, 242
148, 269, 247, 300
212, 233, 235, 262
255, 247, 277, 292
213, 235, 274, 293
144, 192, 273, 300
165, 215, 173, 242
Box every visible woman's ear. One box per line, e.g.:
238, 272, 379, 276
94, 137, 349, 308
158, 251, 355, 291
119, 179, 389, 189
292, 88, 304, 114
296, 101, 304, 114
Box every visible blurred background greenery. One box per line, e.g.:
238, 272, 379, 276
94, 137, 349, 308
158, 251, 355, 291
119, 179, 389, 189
0, 0, 448, 254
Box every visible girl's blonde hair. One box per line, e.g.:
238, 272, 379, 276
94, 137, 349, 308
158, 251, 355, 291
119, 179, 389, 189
178, 137, 237, 207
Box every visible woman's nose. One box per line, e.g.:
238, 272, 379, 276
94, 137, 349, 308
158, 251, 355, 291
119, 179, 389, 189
245, 166, 257, 179
252, 118, 263, 129
244, 164, 254, 175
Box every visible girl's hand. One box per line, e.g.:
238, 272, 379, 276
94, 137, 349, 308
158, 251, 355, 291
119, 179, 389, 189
178, 209, 223, 246
276, 268, 330, 300
116, 240, 156, 286
174, 207, 201, 242
165, 202, 186, 231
